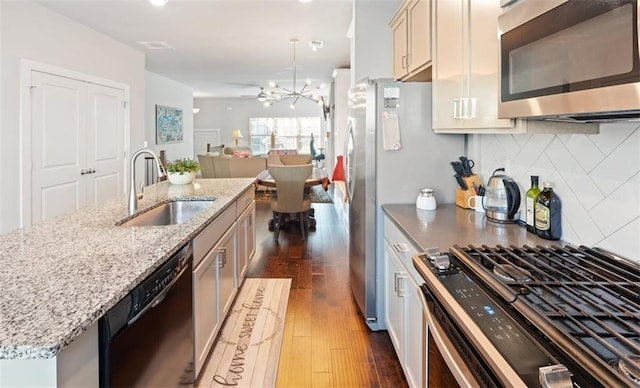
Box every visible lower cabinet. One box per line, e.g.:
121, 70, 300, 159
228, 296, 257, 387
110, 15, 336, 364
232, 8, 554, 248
193, 240, 220, 377
383, 216, 425, 388
193, 224, 237, 377
237, 200, 255, 280
192, 188, 254, 379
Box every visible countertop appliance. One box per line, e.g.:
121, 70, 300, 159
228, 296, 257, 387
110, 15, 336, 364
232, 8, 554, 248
413, 244, 639, 387
498, 0, 640, 122
99, 243, 194, 387
483, 168, 521, 223
345, 78, 464, 330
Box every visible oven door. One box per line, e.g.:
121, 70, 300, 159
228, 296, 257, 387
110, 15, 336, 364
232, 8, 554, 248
417, 284, 494, 388
498, 0, 640, 119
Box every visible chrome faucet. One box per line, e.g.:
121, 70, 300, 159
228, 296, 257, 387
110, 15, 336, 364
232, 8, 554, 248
128, 148, 166, 215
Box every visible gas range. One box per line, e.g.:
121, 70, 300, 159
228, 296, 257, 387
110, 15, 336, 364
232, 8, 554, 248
413, 244, 640, 387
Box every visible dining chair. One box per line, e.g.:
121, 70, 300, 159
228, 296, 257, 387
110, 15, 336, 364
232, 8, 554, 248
267, 163, 313, 242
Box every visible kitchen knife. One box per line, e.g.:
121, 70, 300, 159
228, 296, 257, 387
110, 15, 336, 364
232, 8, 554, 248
454, 174, 467, 190
450, 161, 464, 176
459, 156, 475, 176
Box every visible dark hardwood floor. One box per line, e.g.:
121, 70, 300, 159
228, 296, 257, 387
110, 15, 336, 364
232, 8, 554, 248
245, 198, 408, 388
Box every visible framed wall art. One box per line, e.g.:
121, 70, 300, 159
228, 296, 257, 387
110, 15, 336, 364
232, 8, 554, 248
156, 105, 183, 144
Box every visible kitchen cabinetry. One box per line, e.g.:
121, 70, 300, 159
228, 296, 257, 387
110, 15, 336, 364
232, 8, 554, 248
390, 0, 432, 82
432, 0, 522, 133
192, 203, 238, 377
383, 215, 425, 388
236, 191, 256, 280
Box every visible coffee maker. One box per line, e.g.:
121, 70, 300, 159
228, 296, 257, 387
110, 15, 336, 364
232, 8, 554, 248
483, 168, 521, 223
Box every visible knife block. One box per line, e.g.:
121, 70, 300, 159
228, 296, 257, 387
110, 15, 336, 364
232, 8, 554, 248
455, 174, 481, 209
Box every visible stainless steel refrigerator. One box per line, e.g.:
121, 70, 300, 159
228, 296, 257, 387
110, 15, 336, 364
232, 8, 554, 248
345, 78, 464, 330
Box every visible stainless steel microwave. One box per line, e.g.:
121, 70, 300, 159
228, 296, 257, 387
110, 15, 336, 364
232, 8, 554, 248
498, 0, 640, 122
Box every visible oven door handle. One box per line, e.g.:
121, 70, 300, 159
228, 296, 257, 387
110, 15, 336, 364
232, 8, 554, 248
128, 264, 189, 325
418, 285, 479, 387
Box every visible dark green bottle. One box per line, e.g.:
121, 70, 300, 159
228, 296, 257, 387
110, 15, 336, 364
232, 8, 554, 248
534, 182, 562, 240
525, 176, 541, 233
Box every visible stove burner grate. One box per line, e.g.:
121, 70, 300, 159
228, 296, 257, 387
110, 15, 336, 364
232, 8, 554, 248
450, 244, 640, 387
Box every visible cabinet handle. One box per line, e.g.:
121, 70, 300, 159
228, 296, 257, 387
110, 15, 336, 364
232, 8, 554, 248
401, 55, 407, 70
217, 247, 227, 268
453, 99, 460, 119
460, 98, 466, 119
393, 243, 409, 254
398, 275, 407, 297
393, 272, 399, 293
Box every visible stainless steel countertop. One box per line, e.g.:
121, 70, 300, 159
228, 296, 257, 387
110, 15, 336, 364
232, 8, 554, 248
382, 203, 558, 253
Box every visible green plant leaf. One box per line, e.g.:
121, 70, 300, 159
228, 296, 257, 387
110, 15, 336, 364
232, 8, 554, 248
165, 158, 200, 174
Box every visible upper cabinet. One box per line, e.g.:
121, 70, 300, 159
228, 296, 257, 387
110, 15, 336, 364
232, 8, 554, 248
432, 0, 523, 133
390, 0, 432, 82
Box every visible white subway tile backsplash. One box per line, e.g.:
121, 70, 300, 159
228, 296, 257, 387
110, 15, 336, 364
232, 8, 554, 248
560, 134, 604, 172
590, 173, 640, 236
589, 130, 640, 196
590, 122, 638, 155
475, 124, 640, 260
598, 218, 640, 263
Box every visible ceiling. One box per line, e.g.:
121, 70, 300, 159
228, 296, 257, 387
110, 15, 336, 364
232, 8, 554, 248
37, 0, 353, 99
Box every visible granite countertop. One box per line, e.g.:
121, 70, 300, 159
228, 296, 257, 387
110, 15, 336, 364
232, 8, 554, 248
382, 203, 560, 253
0, 178, 255, 360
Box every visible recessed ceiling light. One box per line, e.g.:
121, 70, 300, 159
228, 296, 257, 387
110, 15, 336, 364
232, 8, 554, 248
137, 41, 175, 50
193, 108, 200, 114
149, 0, 168, 6
299, 0, 312, 3
309, 40, 324, 51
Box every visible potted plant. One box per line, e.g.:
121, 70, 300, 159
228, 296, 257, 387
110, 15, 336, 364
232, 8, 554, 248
165, 157, 200, 185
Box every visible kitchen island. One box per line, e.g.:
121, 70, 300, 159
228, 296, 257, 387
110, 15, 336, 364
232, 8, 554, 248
0, 178, 255, 385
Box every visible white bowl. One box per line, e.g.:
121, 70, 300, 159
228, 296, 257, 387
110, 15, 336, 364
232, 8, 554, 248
168, 171, 196, 185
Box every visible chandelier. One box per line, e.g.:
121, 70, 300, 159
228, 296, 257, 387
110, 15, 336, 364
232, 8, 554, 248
258, 38, 326, 110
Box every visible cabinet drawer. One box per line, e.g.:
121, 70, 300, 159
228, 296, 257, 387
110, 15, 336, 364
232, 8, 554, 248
384, 216, 423, 283
193, 204, 236, 266
236, 188, 255, 215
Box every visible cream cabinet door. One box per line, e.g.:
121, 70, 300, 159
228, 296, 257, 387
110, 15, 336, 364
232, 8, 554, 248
391, 11, 409, 80
384, 239, 406, 360
193, 243, 219, 378
432, 0, 517, 132
217, 225, 238, 319
408, 0, 431, 74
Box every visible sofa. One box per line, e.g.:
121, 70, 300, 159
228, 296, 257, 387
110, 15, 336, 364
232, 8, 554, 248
198, 154, 271, 178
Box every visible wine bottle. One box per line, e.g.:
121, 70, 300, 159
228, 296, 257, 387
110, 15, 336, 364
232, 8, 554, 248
525, 176, 541, 233
534, 182, 562, 240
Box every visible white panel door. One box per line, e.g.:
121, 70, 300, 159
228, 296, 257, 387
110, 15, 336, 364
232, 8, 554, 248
30, 71, 126, 224
86, 83, 125, 204
31, 72, 87, 222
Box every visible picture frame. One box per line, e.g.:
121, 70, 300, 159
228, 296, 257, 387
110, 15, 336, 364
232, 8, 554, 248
156, 105, 183, 144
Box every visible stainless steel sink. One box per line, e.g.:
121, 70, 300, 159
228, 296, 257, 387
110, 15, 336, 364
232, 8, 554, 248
119, 200, 215, 227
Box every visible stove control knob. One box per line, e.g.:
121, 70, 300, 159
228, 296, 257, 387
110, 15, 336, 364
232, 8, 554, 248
539, 364, 572, 388
433, 254, 451, 271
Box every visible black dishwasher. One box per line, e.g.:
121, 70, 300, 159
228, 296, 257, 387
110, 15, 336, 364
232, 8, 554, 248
99, 243, 193, 387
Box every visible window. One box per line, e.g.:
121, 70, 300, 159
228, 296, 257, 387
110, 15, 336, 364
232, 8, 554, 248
249, 117, 322, 155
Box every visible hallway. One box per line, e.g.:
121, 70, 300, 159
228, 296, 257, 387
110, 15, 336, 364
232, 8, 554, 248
245, 200, 408, 387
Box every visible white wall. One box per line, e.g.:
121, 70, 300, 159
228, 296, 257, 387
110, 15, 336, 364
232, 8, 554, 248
0, 1, 145, 233
145, 71, 194, 162
194, 97, 327, 152
352, 0, 401, 84
471, 123, 640, 262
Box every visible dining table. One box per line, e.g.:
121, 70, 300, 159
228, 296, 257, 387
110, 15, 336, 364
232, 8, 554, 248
255, 167, 331, 233
255, 167, 331, 191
